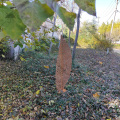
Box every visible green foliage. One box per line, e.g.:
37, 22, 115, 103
88, 36, 113, 51
38, 0, 77, 31
0, 31, 5, 40
33, 37, 51, 53
98, 20, 120, 42
1, 49, 120, 119
62, 34, 75, 46
57, 7, 76, 31
20, 51, 56, 75
74, 0, 96, 16
51, 38, 59, 53
98, 22, 107, 35
78, 35, 113, 51
0, 37, 10, 58
13, 0, 54, 31
0, 6, 26, 39
0, 0, 96, 40
26, 27, 59, 53
77, 21, 113, 50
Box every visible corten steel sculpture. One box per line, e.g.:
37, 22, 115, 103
56, 35, 72, 93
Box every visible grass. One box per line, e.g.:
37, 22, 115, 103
0, 49, 120, 120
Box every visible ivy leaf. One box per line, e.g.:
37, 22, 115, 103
13, 0, 54, 31
74, 0, 96, 16
0, 6, 26, 39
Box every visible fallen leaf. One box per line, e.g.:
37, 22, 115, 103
44, 65, 49, 69
20, 56, 26, 61
34, 107, 37, 111
2, 54, 5, 58
99, 61, 103, 65
93, 92, 100, 99
36, 90, 40, 95
62, 89, 67, 92
41, 109, 46, 113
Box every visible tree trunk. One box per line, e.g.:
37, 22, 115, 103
68, 30, 71, 47
49, 13, 57, 55
72, 8, 81, 63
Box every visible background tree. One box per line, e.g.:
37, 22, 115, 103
72, 8, 81, 63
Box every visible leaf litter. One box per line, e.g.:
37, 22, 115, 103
0, 49, 120, 120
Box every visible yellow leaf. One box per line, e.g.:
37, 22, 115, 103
99, 61, 103, 65
24, 48, 28, 52
93, 92, 100, 99
41, 109, 45, 113
44, 65, 49, 69
36, 90, 40, 95
2, 54, 5, 58
20, 56, 26, 61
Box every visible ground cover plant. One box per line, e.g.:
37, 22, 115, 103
0, 48, 120, 120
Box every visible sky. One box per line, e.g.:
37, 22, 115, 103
80, 0, 120, 26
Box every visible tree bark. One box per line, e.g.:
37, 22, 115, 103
72, 8, 81, 63
68, 30, 71, 47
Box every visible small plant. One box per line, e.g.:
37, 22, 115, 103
0, 37, 10, 58
91, 35, 113, 51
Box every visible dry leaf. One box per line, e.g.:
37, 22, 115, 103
44, 65, 49, 69
34, 107, 37, 111
99, 61, 103, 65
36, 90, 40, 95
93, 92, 100, 99
56, 35, 72, 93
109, 99, 120, 108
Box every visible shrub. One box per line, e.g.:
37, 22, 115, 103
0, 37, 10, 58
90, 35, 113, 51
51, 38, 59, 54
77, 34, 113, 51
